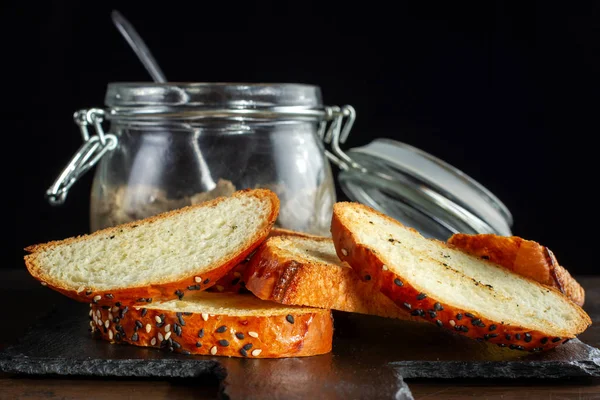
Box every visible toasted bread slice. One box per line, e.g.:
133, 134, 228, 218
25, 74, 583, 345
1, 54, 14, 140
25, 189, 279, 306
448, 233, 585, 306
331, 202, 591, 352
244, 234, 418, 320
90, 291, 333, 358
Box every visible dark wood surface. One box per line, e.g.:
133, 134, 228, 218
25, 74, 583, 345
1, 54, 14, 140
2, 268, 600, 399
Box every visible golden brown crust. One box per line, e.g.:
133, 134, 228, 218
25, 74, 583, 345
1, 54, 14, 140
24, 189, 280, 306
244, 235, 420, 321
448, 233, 585, 306
331, 202, 592, 353
89, 299, 333, 358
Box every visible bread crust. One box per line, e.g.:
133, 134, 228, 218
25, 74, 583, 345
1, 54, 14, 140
244, 235, 421, 321
89, 298, 333, 358
24, 189, 280, 306
448, 233, 585, 306
331, 202, 592, 353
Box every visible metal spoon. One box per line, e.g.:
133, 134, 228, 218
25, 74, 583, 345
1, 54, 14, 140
111, 10, 167, 83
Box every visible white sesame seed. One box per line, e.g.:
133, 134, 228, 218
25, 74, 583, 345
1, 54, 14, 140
104, 320, 110, 329
157, 332, 164, 342
112, 306, 119, 313
96, 310, 101, 319
108, 330, 113, 340
90, 303, 93, 308
89, 321, 94, 328
195, 276, 202, 283
341, 248, 348, 256
449, 320, 456, 327
164, 324, 171, 333
93, 295, 101, 302
164, 332, 172, 340
248, 331, 259, 338
145, 324, 152, 333
108, 313, 113, 321
251, 349, 262, 357
96, 319, 102, 327
151, 338, 156, 346
210, 346, 217, 355
40, 282, 47, 286
155, 316, 162, 323
382, 265, 388, 271
202, 313, 209, 321
216, 285, 224, 292
233, 272, 242, 278
89, 309, 93, 317
77, 286, 85, 293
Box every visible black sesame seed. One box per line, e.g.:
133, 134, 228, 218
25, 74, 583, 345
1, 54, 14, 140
403, 302, 411, 310
119, 306, 129, 318
174, 324, 182, 337
436, 320, 443, 327
532, 347, 543, 352
489, 333, 498, 338
416, 293, 427, 300
505, 334, 512, 340
105, 294, 114, 299
146, 298, 152, 303
516, 345, 525, 350
231, 278, 240, 286
484, 334, 490, 340
218, 340, 230, 347
113, 317, 120, 324
472, 318, 481, 326
434, 302, 443, 311
135, 320, 143, 329
101, 305, 111, 310
364, 275, 371, 281
203, 279, 210, 284
115, 332, 121, 341
159, 314, 165, 321
188, 285, 201, 290
410, 309, 424, 317
552, 337, 561, 343
198, 328, 205, 338
177, 313, 186, 326
541, 337, 548, 345
115, 325, 124, 334
481, 255, 490, 260
196, 342, 202, 347
524, 333, 532, 343
489, 324, 497, 331
172, 340, 181, 349
136, 298, 146, 302
141, 308, 147, 317
460, 326, 469, 333
235, 332, 245, 340
175, 290, 184, 300
131, 333, 139, 342
563, 339, 571, 344
456, 313, 463, 320
394, 278, 403, 287
515, 333, 522, 340
182, 350, 191, 355
428, 310, 437, 318
168, 346, 174, 352
464, 313, 475, 319
156, 322, 165, 328
509, 344, 518, 350
497, 343, 506, 348
286, 315, 295, 324
103, 326, 108, 334
240, 348, 248, 357
85, 290, 92, 296
183, 312, 193, 316
115, 302, 122, 307
243, 343, 253, 351
216, 325, 228, 333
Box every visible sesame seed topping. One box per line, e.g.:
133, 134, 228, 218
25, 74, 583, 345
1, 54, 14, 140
505, 334, 512, 340
204, 279, 210, 285
286, 315, 295, 324
196, 342, 202, 347
464, 313, 475, 319
394, 278, 403, 287
112, 306, 120, 313
532, 347, 543, 352
382, 265, 388, 271
233, 272, 242, 278
251, 349, 262, 357
105, 294, 114, 299
187, 285, 201, 290
115, 333, 121, 341
515, 334, 521, 340
77, 286, 85, 293
456, 313, 463, 320
198, 328, 205, 338
489, 333, 498, 338
240, 349, 248, 357
410, 309, 424, 317
231, 278, 240, 286
459, 326, 469, 332
235, 332, 245, 340
115, 302, 122, 307
145, 324, 152, 333
199, 313, 209, 321
489, 325, 497, 331
151, 338, 157, 346
428, 310, 437, 318
164, 332, 172, 340
216, 285, 225, 292
96, 310, 101, 319
175, 290, 184, 300
243, 343, 253, 350
154, 315, 162, 323
484, 334, 490, 340
497, 343, 506, 348
416, 293, 427, 300
165, 324, 171, 333
135, 320, 143, 329
131, 333, 139, 342
108, 330, 113, 340
89, 310, 93, 317
364, 275, 371, 281
41, 282, 47, 286
433, 303, 443, 311
174, 324, 182, 337
449, 320, 456, 327
218, 340, 230, 347
93, 295, 101, 303
194, 276, 202, 283
552, 337, 562, 343
177, 313, 186, 326
141, 308, 147, 317
182, 350, 191, 356
171, 340, 181, 349
403, 302, 412, 310
216, 325, 227, 333
104, 320, 110, 329
524, 333, 532, 343
248, 331, 259, 338
158, 332, 164, 342
210, 346, 218, 355
436, 320, 443, 327
341, 248, 348, 256
541, 337, 548, 344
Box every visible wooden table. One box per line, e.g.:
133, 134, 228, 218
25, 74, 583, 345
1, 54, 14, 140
2, 268, 600, 399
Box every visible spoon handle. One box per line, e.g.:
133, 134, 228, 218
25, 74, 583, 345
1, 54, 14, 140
111, 10, 167, 83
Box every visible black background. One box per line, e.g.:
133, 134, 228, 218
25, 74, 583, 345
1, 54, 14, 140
5, 2, 599, 274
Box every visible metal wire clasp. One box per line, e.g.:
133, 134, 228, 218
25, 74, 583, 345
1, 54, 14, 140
318, 105, 365, 172
46, 108, 118, 205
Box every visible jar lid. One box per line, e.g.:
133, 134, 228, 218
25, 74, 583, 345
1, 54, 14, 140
333, 138, 513, 240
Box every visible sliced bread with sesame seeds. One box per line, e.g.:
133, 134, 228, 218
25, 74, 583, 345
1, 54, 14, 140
448, 233, 585, 306
244, 234, 420, 321
24, 189, 279, 306
331, 202, 592, 353
90, 291, 333, 358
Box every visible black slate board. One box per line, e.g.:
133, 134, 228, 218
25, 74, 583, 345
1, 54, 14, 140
2, 301, 600, 399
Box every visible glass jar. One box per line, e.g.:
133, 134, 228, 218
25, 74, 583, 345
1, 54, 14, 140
46, 83, 355, 236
